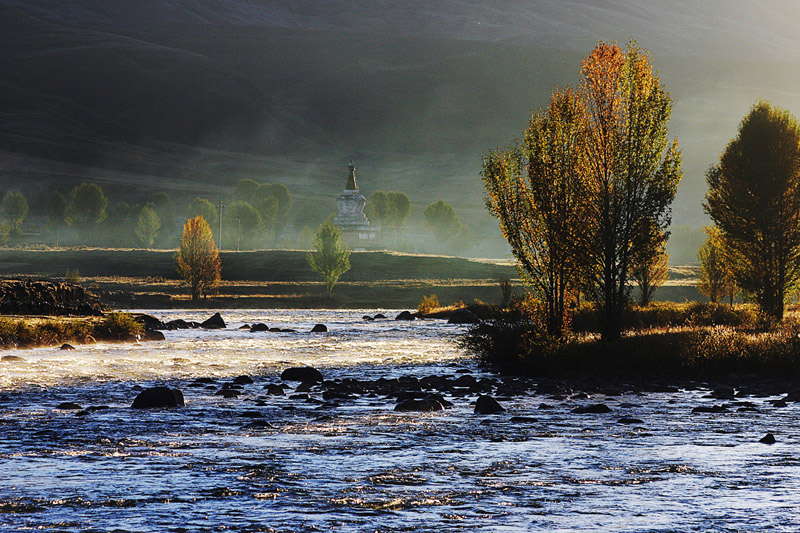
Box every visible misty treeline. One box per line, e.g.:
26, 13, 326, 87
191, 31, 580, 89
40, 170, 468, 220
1, 175, 473, 255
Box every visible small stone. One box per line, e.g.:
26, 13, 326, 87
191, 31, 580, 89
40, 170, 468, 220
1, 355, 24, 362
56, 402, 83, 410
250, 323, 269, 332
474, 395, 505, 414
233, 375, 254, 385
238, 324, 251, 329
200, 313, 226, 329
362, 315, 374, 321
281, 366, 323, 382
759, 433, 776, 444
394, 397, 444, 412
60, 343, 75, 350
572, 404, 612, 414
395, 311, 416, 321
310, 324, 328, 333
617, 417, 644, 425
131, 387, 184, 408
509, 416, 537, 423
373, 314, 387, 319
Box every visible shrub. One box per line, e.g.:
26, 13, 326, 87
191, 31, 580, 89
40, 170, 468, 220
94, 313, 143, 340
417, 294, 440, 315
65, 268, 81, 284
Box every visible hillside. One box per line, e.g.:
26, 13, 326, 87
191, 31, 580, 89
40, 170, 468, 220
2, 1, 800, 261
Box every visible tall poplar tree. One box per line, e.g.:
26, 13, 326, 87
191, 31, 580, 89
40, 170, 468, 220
705, 102, 800, 319
176, 216, 221, 301
580, 42, 681, 340
483, 88, 587, 336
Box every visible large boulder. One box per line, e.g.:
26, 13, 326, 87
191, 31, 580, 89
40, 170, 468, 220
164, 319, 192, 330
131, 313, 166, 331
200, 313, 226, 329
474, 395, 505, 414
395, 311, 416, 321
311, 324, 328, 333
448, 309, 480, 325
131, 386, 184, 408
281, 366, 324, 382
250, 323, 269, 332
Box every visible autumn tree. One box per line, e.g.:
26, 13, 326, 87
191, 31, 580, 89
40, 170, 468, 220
697, 226, 736, 304
630, 241, 669, 306
135, 206, 161, 248
176, 216, 221, 302
0, 190, 29, 236
705, 102, 800, 319
483, 88, 587, 336
65, 183, 108, 230
579, 41, 681, 340
307, 222, 351, 298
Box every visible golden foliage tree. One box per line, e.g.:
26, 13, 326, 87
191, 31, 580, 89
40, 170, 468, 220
705, 102, 800, 319
482, 41, 681, 341
631, 242, 669, 306
579, 41, 681, 340
697, 226, 736, 304
176, 216, 221, 302
483, 88, 586, 336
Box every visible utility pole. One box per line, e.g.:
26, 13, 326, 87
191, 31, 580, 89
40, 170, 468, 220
216, 201, 225, 250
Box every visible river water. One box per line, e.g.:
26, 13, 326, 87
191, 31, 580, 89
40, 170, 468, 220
1, 309, 798, 532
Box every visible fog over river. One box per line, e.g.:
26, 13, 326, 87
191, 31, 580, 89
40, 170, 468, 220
0, 310, 798, 531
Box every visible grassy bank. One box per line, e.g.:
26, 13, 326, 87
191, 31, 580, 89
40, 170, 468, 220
460, 302, 800, 380
0, 313, 145, 349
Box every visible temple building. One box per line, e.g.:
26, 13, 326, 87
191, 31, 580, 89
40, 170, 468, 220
334, 162, 378, 247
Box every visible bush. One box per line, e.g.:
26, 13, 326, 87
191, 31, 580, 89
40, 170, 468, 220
417, 294, 440, 315
93, 313, 143, 340
65, 268, 81, 284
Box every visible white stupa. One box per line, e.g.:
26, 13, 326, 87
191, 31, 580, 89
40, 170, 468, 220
334, 161, 378, 245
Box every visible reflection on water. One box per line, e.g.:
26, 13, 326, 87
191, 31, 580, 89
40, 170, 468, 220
1, 310, 799, 531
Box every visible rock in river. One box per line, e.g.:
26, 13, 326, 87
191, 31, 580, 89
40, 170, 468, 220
200, 313, 226, 329
311, 324, 328, 332
395, 311, 416, 321
572, 403, 612, 414
759, 433, 776, 445
281, 366, 324, 383
60, 343, 75, 350
394, 396, 445, 412
131, 386, 185, 408
448, 309, 480, 324
250, 323, 269, 332
474, 395, 505, 414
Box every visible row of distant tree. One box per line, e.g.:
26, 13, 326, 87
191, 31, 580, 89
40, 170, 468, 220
0, 176, 473, 254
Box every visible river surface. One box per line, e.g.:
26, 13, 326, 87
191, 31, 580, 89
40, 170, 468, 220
1, 309, 799, 532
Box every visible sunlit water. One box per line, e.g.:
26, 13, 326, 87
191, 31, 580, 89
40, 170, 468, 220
1, 309, 799, 532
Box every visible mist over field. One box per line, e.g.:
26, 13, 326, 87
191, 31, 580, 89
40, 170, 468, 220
2, 0, 800, 261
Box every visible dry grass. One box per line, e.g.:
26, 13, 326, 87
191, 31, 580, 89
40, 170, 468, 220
0, 313, 143, 348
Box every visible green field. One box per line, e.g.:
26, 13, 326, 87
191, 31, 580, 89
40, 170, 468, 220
0, 248, 703, 309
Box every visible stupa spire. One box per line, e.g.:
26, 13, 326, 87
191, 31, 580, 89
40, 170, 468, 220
345, 161, 358, 191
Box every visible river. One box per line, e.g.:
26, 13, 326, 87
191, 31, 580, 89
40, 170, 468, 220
0, 309, 798, 532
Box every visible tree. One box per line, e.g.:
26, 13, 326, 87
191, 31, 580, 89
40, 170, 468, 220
482, 88, 587, 336
423, 200, 463, 246
306, 222, 351, 298
226, 201, 261, 250
579, 41, 682, 340
65, 183, 108, 229
176, 216, 221, 302
233, 179, 261, 203
187, 198, 218, 229
631, 241, 669, 306
261, 183, 293, 242
366, 191, 390, 227
135, 206, 161, 248
705, 102, 800, 319
0, 191, 29, 235
697, 226, 736, 304
385, 192, 412, 243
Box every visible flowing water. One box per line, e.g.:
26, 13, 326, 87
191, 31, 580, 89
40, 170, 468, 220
1, 309, 799, 532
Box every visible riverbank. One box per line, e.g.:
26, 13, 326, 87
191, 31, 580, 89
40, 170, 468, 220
0, 313, 161, 351
0, 248, 704, 308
